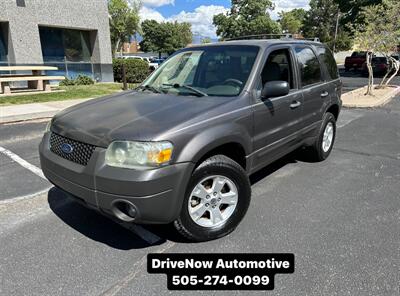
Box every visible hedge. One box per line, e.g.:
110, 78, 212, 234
113, 58, 150, 84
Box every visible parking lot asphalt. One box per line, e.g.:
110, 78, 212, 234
0, 80, 399, 295
339, 68, 400, 93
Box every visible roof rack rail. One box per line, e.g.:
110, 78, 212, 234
228, 34, 293, 41
227, 34, 320, 42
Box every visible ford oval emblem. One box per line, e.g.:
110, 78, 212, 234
60, 143, 74, 154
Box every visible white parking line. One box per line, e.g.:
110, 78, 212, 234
0, 187, 51, 206
0, 146, 162, 244
0, 146, 46, 179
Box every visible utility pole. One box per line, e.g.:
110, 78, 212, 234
333, 9, 340, 53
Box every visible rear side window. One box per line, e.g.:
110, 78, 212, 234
317, 46, 339, 80
294, 47, 323, 87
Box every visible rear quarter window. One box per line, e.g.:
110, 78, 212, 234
317, 46, 339, 80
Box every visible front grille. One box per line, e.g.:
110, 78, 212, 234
50, 133, 96, 166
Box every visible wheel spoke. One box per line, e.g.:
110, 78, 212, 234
210, 207, 224, 224
192, 183, 209, 199
220, 191, 237, 205
211, 176, 226, 194
190, 203, 207, 221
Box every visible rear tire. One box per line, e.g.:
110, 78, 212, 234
174, 155, 251, 241
308, 112, 336, 162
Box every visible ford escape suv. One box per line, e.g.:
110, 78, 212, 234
40, 39, 342, 241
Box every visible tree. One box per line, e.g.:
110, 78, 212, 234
335, 0, 383, 27
201, 37, 212, 44
140, 20, 193, 58
303, 0, 340, 46
302, 0, 353, 51
108, 0, 141, 56
213, 0, 281, 40
377, 0, 400, 87
278, 9, 306, 35
353, 0, 400, 95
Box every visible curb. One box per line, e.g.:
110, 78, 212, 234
342, 85, 400, 108
0, 111, 57, 124
0, 98, 93, 124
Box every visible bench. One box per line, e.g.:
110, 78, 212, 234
0, 66, 65, 95
0, 76, 65, 94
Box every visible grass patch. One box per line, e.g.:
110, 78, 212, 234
0, 83, 130, 105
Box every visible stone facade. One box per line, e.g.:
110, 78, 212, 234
0, 0, 113, 82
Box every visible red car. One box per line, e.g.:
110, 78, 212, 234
345, 51, 370, 72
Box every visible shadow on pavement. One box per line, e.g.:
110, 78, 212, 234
48, 187, 166, 250
47, 148, 318, 246
250, 148, 318, 185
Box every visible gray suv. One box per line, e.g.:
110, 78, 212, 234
40, 39, 342, 241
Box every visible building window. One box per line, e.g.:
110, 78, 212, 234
0, 23, 8, 64
39, 26, 94, 79
39, 27, 92, 62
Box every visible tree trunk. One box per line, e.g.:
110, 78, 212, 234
378, 55, 392, 89
114, 39, 121, 58
384, 57, 400, 86
365, 52, 374, 96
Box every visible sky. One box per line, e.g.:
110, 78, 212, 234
139, 0, 310, 39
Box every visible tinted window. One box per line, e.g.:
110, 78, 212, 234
317, 46, 339, 80
261, 49, 294, 89
0, 23, 7, 63
351, 51, 367, 58
39, 27, 92, 62
295, 47, 323, 87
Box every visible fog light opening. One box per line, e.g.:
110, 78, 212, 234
112, 200, 138, 222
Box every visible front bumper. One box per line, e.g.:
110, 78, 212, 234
39, 132, 194, 224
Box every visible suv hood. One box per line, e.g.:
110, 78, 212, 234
51, 91, 228, 147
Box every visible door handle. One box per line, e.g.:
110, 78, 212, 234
321, 91, 329, 98
290, 101, 301, 109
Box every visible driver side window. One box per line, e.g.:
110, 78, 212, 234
260, 49, 294, 89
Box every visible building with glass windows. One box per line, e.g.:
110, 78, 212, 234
0, 0, 113, 82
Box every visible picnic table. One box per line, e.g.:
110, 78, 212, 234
0, 66, 65, 95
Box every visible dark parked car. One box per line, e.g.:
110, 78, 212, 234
362, 57, 389, 75
40, 39, 342, 241
345, 51, 371, 72
362, 56, 400, 76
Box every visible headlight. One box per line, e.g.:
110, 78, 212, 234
45, 121, 51, 133
105, 141, 173, 169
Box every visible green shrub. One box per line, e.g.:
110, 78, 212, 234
59, 77, 76, 86
75, 75, 94, 85
113, 58, 150, 84
59, 75, 94, 86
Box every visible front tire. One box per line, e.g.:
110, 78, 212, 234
174, 155, 251, 241
308, 112, 336, 162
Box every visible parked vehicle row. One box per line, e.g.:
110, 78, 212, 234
361, 55, 400, 76
345, 51, 400, 76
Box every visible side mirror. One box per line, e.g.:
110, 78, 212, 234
261, 81, 290, 99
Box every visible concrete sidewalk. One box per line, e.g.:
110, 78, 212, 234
0, 98, 92, 124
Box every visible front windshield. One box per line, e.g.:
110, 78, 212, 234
141, 45, 259, 97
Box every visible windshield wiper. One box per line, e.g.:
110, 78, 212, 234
162, 83, 208, 97
137, 85, 162, 94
